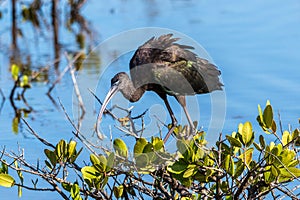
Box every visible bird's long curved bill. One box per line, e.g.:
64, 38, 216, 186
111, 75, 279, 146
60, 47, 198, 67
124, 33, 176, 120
95, 85, 119, 138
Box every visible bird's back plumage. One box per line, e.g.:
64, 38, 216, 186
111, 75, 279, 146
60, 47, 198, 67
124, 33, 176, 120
129, 34, 223, 96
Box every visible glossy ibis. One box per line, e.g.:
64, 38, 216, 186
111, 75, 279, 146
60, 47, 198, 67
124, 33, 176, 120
96, 34, 223, 142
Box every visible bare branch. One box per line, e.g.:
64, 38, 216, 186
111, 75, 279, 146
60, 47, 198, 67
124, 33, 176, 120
64, 52, 86, 115
21, 118, 55, 149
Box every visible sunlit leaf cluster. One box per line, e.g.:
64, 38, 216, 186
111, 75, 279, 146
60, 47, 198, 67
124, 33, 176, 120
44, 140, 82, 170
10, 64, 31, 88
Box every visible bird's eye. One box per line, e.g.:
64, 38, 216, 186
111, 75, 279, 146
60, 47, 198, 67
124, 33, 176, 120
112, 80, 120, 87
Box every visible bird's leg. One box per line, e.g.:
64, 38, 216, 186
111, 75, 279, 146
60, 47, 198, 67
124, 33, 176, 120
175, 95, 195, 138
159, 94, 177, 143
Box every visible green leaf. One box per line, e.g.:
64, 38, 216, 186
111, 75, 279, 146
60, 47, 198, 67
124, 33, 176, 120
221, 181, 229, 193
205, 169, 214, 182
293, 129, 300, 146
204, 153, 215, 166
167, 159, 188, 174
45, 160, 53, 170
20, 75, 30, 88
12, 117, 19, 134
271, 120, 277, 133
68, 140, 77, 159
282, 131, 291, 146
224, 154, 234, 175
257, 104, 264, 126
101, 176, 109, 189
183, 167, 195, 178
259, 135, 266, 149
113, 138, 128, 158
239, 148, 253, 166
14, 160, 24, 197
279, 167, 300, 180
90, 154, 101, 165
106, 152, 115, 172
271, 146, 279, 156
134, 138, 148, 155
81, 166, 100, 180
241, 122, 253, 147
143, 143, 154, 153
237, 123, 242, 134
91, 154, 107, 172
44, 149, 57, 167
71, 183, 82, 200
182, 177, 193, 187
11, 64, 19, 81
0, 174, 15, 187
292, 128, 300, 146
263, 105, 273, 128
177, 140, 195, 161
135, 154, 149, 168
226, 135, 242, 148
56, 140, 67, 160
271, 165, 280, 177
183, 164, 197, 178
264, 166, 276, 184
113, 185, 124, 199
226, 196, 233, 200
280, 149, 296, 166
253, 142, 262, 151
98, 155, 107, 169
14, 161, 23, 186
61, 182, 72, 192
269, 142, 275, 151
18, 185, 22, 197
70, 147, 82, 163
288, 160, 299, 167
152, 137, 164, 151
224, 154, 230, 171
1, 161, 8, 174
219, 142, 231, 154
177, 139, 189, 154
234, 160, 245, 178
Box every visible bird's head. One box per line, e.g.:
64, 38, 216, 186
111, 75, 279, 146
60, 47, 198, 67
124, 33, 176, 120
110, 72, 130, 92
97, 72, 130, 124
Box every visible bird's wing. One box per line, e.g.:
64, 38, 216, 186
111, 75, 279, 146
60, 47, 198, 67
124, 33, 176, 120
130, 34, 181, 67
129, 34, 194, 86
152, 59, 222, 95
129, 34, 223, 94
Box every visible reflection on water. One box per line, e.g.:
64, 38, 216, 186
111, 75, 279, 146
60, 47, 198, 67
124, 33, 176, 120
0, 0, 300, 198
0, 0, 100, 138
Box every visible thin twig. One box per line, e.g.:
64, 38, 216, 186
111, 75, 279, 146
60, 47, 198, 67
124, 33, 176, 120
57, 98, 97, 154
21, 118, 55, 149
47, 52, 82, 94
88, 88, 118, 120
47, 62, 69, 95
114, 125, 138, 139
14, 183, 56, 191
278, 112, 284, 135
131, 109, 148, 120
275, 183, 299, 200
64, 52, 86, 115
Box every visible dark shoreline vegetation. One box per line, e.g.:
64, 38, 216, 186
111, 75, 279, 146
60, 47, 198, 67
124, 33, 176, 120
1, 0, 300, 199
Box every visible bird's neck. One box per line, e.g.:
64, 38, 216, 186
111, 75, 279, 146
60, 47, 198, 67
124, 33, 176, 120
120, 81, 145, 102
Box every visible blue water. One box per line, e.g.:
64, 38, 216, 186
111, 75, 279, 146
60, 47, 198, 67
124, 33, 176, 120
1, 0, 300, 199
